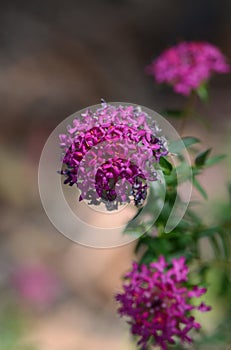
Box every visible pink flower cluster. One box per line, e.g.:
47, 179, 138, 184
95, 158, 147, 208
146, 41, 230, 95
11, 265, 59, 308
116, 256, 211, 350
59, 102, 168, 210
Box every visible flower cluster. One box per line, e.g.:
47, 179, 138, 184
116, 256, 211, 350
11, 265, 59, 308
59, 102, 168, 210
146, 41, 230, 95
95, 158, 147, 208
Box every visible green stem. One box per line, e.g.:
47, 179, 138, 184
179, 92, 197, 136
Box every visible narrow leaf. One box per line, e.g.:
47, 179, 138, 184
209, 235, 221, 258
159, 157, 173, 175
193, 177, 208, 199
182, 136, 201, 148
228, 183, 231, 204
196, 83, 209, 101
195, 148, 212, 167
169, 137, 200, 153
197, 227, 219, 238
163, 109, 184, 118
205, 154, 226, 167
219, 229, 231, 259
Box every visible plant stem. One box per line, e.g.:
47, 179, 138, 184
179, 92, 197, 136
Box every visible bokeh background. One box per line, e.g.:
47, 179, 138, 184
0, 1, 231, 349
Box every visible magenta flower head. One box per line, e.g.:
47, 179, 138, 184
59, 101, 168, 210
116, 256, 211, 350
146, 41, 230, 96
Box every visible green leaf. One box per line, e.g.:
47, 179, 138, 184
159, 156, 173, 175
205, 154, 226, 167
197, 227, 219, 238
228, 183, 231, 203
182, 136, 201, 148
198, 264, 210, 279
139, 249, 155, 265
219, 229, 231, 259
169, 137, 200, 153
195, 148, 212, 167
196, 83, 209, 101
162, 109, 184, 118
209, 235, 221, 258
168, 140, 182, 153
193, 177, 208, 199
218, 269, 230, 296
185, 208, 202, 225
192, 167, 201, 176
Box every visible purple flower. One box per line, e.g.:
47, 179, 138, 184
146, 41, 230, 96
59, 102, 168, 210
11, 265, 59, 308
116, 256, 211, 350
95, 158, 147, 209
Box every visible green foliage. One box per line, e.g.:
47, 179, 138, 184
193, 177, 208, 199
159, 156, 173, 175
162, 109, 185, 118
205, 154, 226, 167
125, 132, 231, 278
191, 149, 226, 199
169, 137, 200, 153
182, 136, 201, 148
195, 148, 212, 167
124, 96, 231, 348
0, 305, 37, 350
196, 83, 209, 101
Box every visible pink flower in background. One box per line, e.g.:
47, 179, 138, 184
146, 41, 230, 95
11, 265, 59, 308
116, 256, 211, 350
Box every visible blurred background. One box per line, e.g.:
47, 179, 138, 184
0, 1, 231, 349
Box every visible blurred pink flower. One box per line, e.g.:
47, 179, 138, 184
116, 256, 211, 350
146, 41, 230, 96
11, 265, 59, 308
